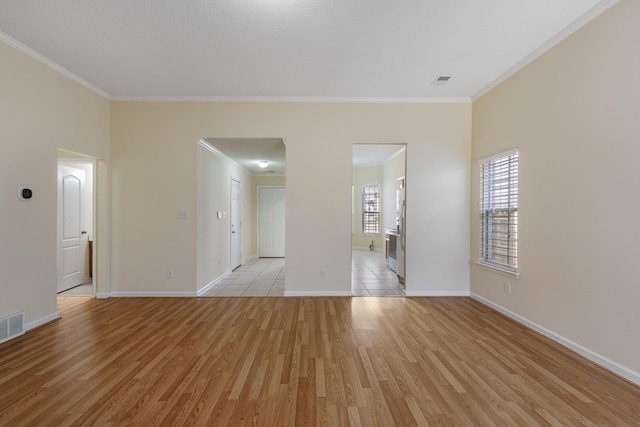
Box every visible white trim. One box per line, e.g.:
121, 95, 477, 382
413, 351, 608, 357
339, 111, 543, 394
475, 261, 520, 279
112, 95, 471, 104
197, 272, 232, 296
352, 246, 384, 252
57, 157, 98, 298
96, 292, 110, 299
25, 312, 61, 331
108, 292, 197, 298
198, 139, 253, 176
405, 291, 470, 297
478, 148, 519, 165
470, 292, 640, 387
284, 291, 353, 297
0, 31, 111, 100
472, 0, 620, 101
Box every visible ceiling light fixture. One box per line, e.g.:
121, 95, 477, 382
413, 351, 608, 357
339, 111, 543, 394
258, 160, 269, 168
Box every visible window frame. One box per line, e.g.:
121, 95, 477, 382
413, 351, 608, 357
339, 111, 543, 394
361, 183, 380, 235
477, 149, 520, 278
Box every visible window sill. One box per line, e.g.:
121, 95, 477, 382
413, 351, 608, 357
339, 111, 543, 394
475, 261, 520, 279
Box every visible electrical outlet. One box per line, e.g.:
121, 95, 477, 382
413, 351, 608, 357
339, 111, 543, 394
320, 268, 327, 278
505, 282, 511, 294
179, 211, 189, 219
168, 269, 174, 279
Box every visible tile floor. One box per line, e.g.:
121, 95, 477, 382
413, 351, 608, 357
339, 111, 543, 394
200, 250, 404, 297
200, 257, 285, 297
351, 249, 405, 296
58, 283, 93, 296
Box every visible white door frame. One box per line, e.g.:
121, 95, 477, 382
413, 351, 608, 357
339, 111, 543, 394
230, 178, 242, 270
58, 157, 97, 297
257, 186, 286, 258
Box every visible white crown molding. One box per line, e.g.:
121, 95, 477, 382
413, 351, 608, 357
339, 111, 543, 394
0, 31, 111, 100
383, 146, 407, 166
472, 0, 621, 101
1, 31, 468, 104
111, 95, 471, 104
198, 139, 254, 176
470, 292, 640, 387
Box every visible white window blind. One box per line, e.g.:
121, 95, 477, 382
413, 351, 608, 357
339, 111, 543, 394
479, 149, 518, 273
362, 184, 379, 234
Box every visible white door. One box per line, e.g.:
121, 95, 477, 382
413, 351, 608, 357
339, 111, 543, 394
258, 187, 285, 257
230, 178, 242, 270
57, 165, 85, 292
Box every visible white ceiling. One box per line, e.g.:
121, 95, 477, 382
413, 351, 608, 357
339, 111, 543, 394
353, 145, 405, 168
203, 139, 402, 173
205, 138, 286, 175
0, 0, 617, 101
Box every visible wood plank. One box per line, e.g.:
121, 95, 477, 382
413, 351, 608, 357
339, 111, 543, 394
0, 296, 637, 426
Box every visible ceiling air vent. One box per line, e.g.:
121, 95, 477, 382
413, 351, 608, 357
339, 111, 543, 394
431, 75, 451, 87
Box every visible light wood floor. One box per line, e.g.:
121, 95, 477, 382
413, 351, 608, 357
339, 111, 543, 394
1, 297, 638, 426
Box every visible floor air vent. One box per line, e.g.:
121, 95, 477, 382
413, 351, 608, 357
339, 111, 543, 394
0, 311, 25, 344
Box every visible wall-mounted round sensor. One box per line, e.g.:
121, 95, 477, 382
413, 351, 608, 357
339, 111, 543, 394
18, 187, 33, 201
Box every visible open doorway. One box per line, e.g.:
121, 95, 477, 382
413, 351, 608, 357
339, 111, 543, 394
351, 144, 406, 296
57, 150, 96, 297
196, 138, 286, 297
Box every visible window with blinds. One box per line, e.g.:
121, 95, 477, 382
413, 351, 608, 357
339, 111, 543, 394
362, 184, 380, 234
479, 149, 518, 273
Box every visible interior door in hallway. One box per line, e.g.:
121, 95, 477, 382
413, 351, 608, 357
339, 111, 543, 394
57, 164, 86, 292
231, 178, 242, 270
258, 187, 285, 257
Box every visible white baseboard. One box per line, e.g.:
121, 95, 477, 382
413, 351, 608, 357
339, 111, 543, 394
405, 290, 470, 297
25, 312, 61, 331
284, 291, 353, 297
197, 270, 231, 296
108, 292, 197, 298
352, 246, 383, 252
470, 292, 640, 387
96, 292, 110, 299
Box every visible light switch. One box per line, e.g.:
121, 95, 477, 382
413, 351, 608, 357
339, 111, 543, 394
223, 211, 227, 218
217, 211, 223, 219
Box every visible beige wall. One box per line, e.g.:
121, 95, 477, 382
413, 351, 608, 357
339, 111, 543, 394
197, 142, 254, 292
0, 41, 110, 325
471, 0, 640, 380
382, 148, 406, 232
111, 102, 471, 296
352, 165, 384, 249
252, 175, 286, 257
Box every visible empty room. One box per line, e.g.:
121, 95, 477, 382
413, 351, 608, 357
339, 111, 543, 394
1, 0, 639, 425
